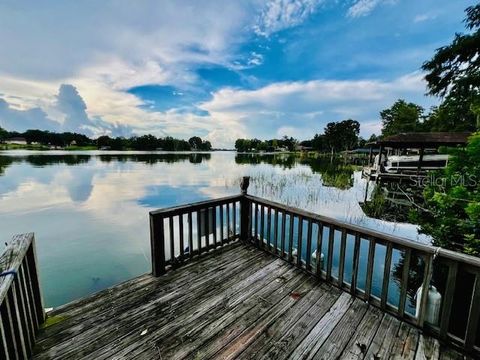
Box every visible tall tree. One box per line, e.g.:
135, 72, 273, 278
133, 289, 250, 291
422, 4, 480, 130
0, 126, 8, 141
380, 100, 423, 136
188, 136, 202, 150
324, 119, 360, 152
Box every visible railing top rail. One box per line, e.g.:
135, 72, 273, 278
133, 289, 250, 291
149, 194, 242, 217
0, 232, 34, 304
245, 194, 480, 268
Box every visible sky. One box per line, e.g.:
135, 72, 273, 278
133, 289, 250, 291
0, 0, 475, 148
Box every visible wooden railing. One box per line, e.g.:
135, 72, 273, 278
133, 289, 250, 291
0, 233, 45, 359
149, 195, 244, 276
150, 177, 480, 356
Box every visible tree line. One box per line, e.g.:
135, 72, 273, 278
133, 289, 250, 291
0, 128, 212, 151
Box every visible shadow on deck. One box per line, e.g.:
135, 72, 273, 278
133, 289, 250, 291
33, 242, 465, 360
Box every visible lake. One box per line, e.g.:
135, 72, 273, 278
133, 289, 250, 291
0, 150, 429, 310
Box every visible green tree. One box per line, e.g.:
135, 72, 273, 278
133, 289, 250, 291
422, 4, 480, 130
0, 126, 8, 142
411, 133, 480, 255
188, 136, 202, 150
324, 119, 360, 152
380, 100, 423, 136
200, 140, 212, 151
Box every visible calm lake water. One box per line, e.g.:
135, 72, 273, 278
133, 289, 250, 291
0, 150, 430, 309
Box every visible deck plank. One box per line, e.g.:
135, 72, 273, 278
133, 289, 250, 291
364, 313, 402, 360
338, 306, 383, 360
32, 243, 464, 360
312, 298, 369, 359
91, 260, 296, 359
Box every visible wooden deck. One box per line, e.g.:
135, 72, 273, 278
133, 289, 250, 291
32, 242, 467, 360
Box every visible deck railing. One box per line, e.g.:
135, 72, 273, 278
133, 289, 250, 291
150, 176, 480, 356
0, 233, 45, 359
150, 195, 244, 276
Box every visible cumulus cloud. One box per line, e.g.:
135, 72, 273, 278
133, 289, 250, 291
200, 72, 435, 141
0, 98, 58, 132
347, 0, 396, 18
254, 0, 323, 36
0, 83, 136, 137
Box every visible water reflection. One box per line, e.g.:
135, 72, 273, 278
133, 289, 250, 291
0, 150, 429, 307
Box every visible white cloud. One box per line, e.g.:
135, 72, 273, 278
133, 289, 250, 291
347, 0, 396, 18
200, 72, 436, 142
413, 13, 437, 23
254, 0, 324, 36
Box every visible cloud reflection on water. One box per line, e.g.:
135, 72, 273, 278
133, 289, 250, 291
0, 150, 429, 307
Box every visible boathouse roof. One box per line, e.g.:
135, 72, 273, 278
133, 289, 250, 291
369, 132, 471, 148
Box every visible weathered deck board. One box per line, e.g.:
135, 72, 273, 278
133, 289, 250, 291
33, 242, 469, 360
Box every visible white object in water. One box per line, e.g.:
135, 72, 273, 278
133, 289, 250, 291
415, 285, 442, 325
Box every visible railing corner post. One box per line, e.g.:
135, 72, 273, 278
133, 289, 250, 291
240, 176, 251, 242
150, 213, 166, 277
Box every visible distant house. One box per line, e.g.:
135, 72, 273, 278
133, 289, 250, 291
295, 145, 313, 152
5, 137, 27, 145
70, 140, 77, 146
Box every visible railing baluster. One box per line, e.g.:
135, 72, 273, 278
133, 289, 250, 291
2, 300, 17, 359
398, 248, 411, 317
23, 253, 40, 329
465, 272, 480, 351
150, 214, 166, 276
439, 261, 458, 339
273, 209, 279, 255
266, 207, 272, 251
280, 211, 286, 258
212, 206, 217, 248
0, 310, 10, 360
226, 203, 231, 242
26, 240, 45, 325
305, 220, 313, 272
249, 201, 253, 241
254, 203, 258, 247
204, 207, 210, 249
326, 226, 335, 281
188, 212, 193, 258
288, 214, 294, 263
338, 229, 347, 285
196, 210, 202, 255
417, 253, 433, 327
233, 202, 237, 237
260, 205, 265, 249
381, 242, 393, 309
179, 214, 185, 260
169, 216, 175, 262
14, 268, 32, 355
365, 237, 376, 301
297, 216, 303, 268
351, 233, 361, 295
8, 286, 27, 359
316, 222, 324, 278
219, 205, 224, 244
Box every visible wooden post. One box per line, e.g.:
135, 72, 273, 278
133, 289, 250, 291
417, 147, 424, 175
150, 213, 166, 277
368, 146, 373, 166
376, 145, 384, 183
240, 176, 251, 243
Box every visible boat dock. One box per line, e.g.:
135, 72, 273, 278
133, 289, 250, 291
1, 178, 479, 359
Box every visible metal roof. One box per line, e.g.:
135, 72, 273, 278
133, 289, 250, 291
368, 132, 471, 148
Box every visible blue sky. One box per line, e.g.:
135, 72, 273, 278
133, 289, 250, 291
0, 0, 475, 147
